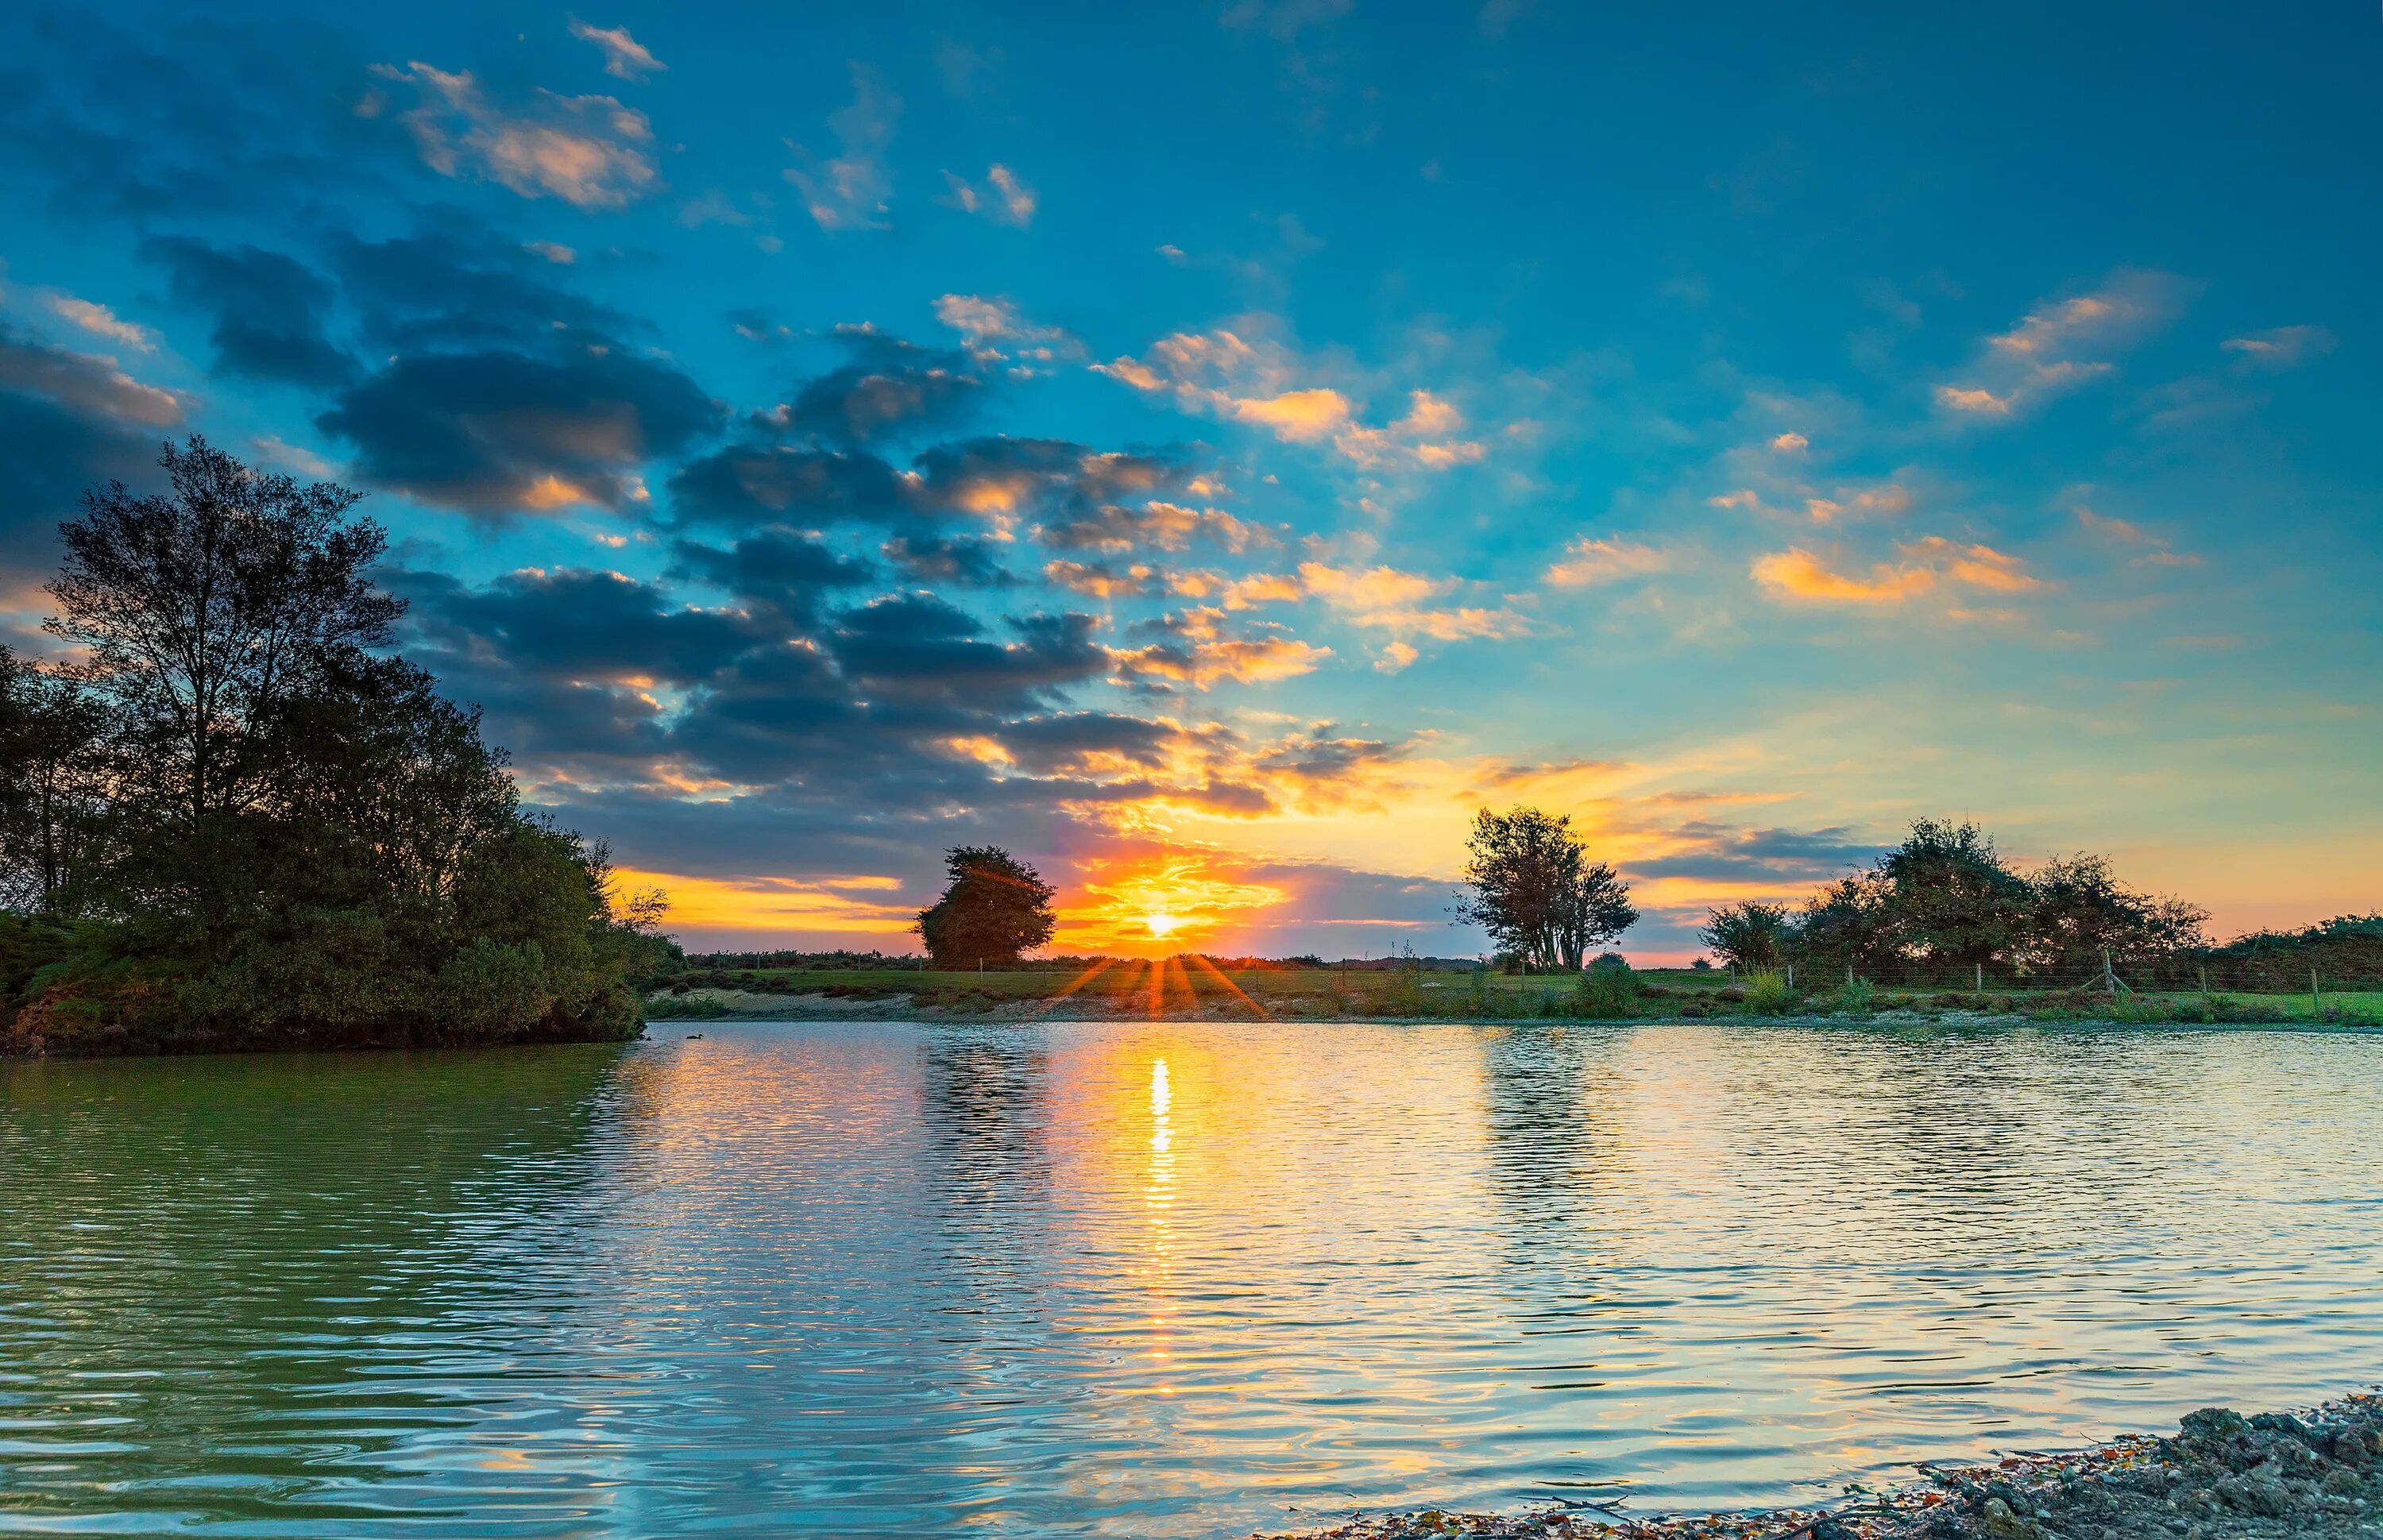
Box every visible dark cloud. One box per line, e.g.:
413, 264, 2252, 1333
1625, 822, 1883, 884
330, 228, 627, 352
666, 443, 912, 528
779, 327, 984, 446
0, 324, 178, 558
319, 343, 721, 514
666, 527, 875, 629
399, 565, 759, 687
996, 712, 1175, 774
882, 533, 1015, 587
0, 10, 392, 222
829, 597, 1106, 711
142, 237, 356, 387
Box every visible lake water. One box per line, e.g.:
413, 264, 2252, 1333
3, 1020, 2379, 1536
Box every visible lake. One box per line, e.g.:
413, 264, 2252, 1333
3, 1020, 2378, 1536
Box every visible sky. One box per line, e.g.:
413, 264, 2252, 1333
0, 1, 2376, 959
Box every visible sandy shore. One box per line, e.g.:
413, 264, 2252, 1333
1253, 1395, 2382, 1540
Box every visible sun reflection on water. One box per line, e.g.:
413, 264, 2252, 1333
1143, 1056, 1176, 1395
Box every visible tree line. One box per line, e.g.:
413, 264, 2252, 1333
1697, 817, 2215, 984
0, 438, 669, 1056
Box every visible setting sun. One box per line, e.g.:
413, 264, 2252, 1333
1143, 911, 1185, 939
1055, 855, 1289, 955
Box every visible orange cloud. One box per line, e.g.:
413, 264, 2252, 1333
1752, 547, 1937, 604
1543, 536, 1671, 588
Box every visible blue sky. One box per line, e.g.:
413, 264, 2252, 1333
1, 0, 2376, 955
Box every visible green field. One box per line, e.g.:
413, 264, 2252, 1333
645, 962, 2381, 1026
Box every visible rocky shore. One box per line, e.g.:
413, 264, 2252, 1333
1259, 1395, 2382, 1540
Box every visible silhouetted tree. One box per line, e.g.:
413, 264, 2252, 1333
46, 435, 402, 828
1457, 805, 1636, 971
0, 441, 666, 1055
915, 845, 1056, 966
2025, 851, 2206, 977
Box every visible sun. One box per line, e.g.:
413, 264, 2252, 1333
1142, 910, 1185, 940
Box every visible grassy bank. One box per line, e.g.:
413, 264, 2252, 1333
645, 961, 2383, 1029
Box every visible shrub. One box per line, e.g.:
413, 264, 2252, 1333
1573, 955, 1638, 1017
1742, 967, 1791, 1013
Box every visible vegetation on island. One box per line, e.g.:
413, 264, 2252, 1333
1703, 817, 2254, 988
0, 438, 670, 1057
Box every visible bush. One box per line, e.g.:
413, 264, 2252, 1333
1572, 954, 1639, 1017
1742, 967, 1792, 1013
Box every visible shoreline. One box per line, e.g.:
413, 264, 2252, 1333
644, 993, 2383, 1034
1257, 1393, 2383, 1540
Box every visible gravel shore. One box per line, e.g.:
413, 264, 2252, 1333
1258, 1395, 2383, 1540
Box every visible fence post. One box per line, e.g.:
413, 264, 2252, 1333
1976, 962, 1983, 993
1847, 963, 1855, 990
2102, 948, 2115, 994
2312, 967, 2321, 1017
1786, 963, 1794, 990
2199, 963, 2207, 997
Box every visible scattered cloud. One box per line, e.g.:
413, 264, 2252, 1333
2221, 325, 2335, 371
373, 61, 660, 209
1769, 430, 1807, 454
1543, 536, 1673, 588
785, 65, 899, 231
934, 294, 1081, 371
943, 163, 1037, 226
1752, 538, 2041, 605
1933, 271, 2186, 423
45, 295, 154, 352
1098, 327, 1485, 469
1298, 561, 1528, 640
569, 21, 665, 80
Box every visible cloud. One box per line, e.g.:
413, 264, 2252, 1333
45, 295, 154, 353
319, 342, 720, 514
933, 294, 1080, 371
1044, 559, 1153, 598
142, 237, 357, 387
0, 322, 183, 427
1110, 628, 1331, 691
1933, 271, 2186, 423
1373, 640, 1419, 673
1768, 431, 1808, 454
569, 21, 665, 80
1543, 536, 1673, 588
1039, 498, 1271, 556
1097, 328, 1484, 469
1298, 561, 1528, 640
0, 324, 172, 554
770, 326, 984, 445
374, 61, 660, 209
943, 163, 1037, 226
786, 65, 898, 231
1752, 548, 1935, 604
1752, 539, 2040, 605
882, 533, 1017, 587
2221, 325, 2335, 371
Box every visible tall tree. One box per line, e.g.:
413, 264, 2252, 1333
1458, 805, 1636, 970
1875, 817, 2031, 969
914, 845, 1056, 966
46, 436, 403, 827
2026, 852, 2207, 978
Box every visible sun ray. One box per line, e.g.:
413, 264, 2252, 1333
1184, 951, 1269, 1019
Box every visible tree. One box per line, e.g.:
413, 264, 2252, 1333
914, 845, 1056, 966
1699, 901, 1793, 968
1875, 817, 2031, 970
2025, 852, 2207, 978
0, 646, 108, 913
1, 442, 667, 1056
1794, 871, 1900, 977
1457, 805, 1636, 971
46, 435, 402, 828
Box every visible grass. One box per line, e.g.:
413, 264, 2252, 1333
644, 962, 2381, 1028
